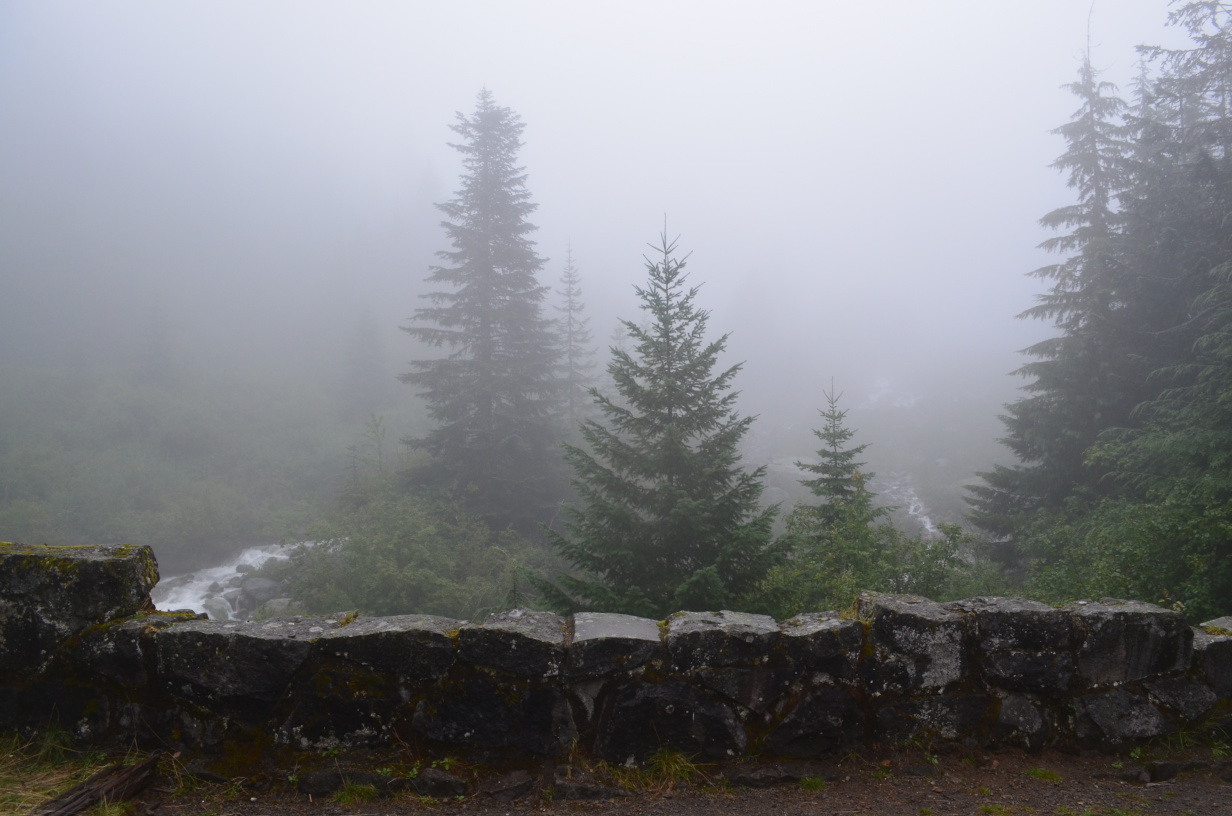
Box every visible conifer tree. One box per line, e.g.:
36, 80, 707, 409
554, 245, 596, 432
401, 90, 562, 525
969, 48, 1133, 543
541, 234, 779, 618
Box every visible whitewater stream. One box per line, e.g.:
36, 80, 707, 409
151, 542, 296, 621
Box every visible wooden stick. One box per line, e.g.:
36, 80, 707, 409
30, 751, 162, 816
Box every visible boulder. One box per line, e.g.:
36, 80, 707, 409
778, 612, 862, 679
666, 610, 779, 670
1193, 628, 1232, 699
0, 543, 158, 678
459, 609, 565, 677
874, 694, 989, 744
154, 616, 338, 725
1067, 600, 1192, 686
566, 612, 662, 681
314, 614, 458, 680
240, 576, 280, 604
991, 693, 1048, 751
483, 769, 535, 801
412, 675, 576, 755
858, 592, 968, 695
593, 679, 746, 764
1075, 688, 1173, 748
413, 767, 468, 797
763, 687, 865, 757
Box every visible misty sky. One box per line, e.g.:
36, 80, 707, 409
0, 1, 1191, 429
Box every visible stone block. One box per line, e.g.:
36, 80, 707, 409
593, 679, 746, 763
778, 612, 862, 679
858, 592, 968, 695
566, 612, 662, 681
1067, 600, 1192, 685
1075, 687, 1173, 748
154, 616, 336, 725
1194, 629, 1232, 699
66, 612, 186, 689
314, 614, 458, 680
874, 694, 989, 744
945, 596, 1069, 651
696, 666, 796, 713
991, 693, 1047, 750
412, 675, 576, 755
982, 650, 1074, 695
1145, 676, 1218, 721
459, 609, 565, 677
763, 687, 864, 757
276, 666, 406, 749
666, 610, 779, 670
0, 543, 158, 678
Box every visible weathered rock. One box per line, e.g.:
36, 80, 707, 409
593, 679, 746, 763
314, 614, 457, 680
874, 694, 989, 744
240, 576, 280, 605
666, 610, 779, 670
1145, 676, 1218, 721
778, 613, 862, 679
0, 543, 158, 678
858, 592, 968, 695
696, 666, 795, 713
459, 609, 565, 677
763, 687, 864, 757
413, 767, 467, 798
1067, 600, 1192, 686
982, 650, 1074, 695
154, 617, 336, 725
1076, 688, 1173, 748
1193, 629, 1232, 699
991, 693, 1048, 750
484, 769, 534, 800
566, 612, 662, 681
275, 666, 406, 749
412, 675, 576, 755
946, 597, 1070, 651
67, 612, 186, 689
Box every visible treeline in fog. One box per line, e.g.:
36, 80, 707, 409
3, 3, 1230, 624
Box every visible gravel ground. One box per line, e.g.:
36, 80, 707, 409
127, 745, 1232, 816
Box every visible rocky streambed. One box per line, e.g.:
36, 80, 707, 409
151, 542, 299, 620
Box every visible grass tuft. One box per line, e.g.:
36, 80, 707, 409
333, 780, 379, 805
1025, 767, 1062, 782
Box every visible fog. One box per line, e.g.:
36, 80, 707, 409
0, 2, 1192, 548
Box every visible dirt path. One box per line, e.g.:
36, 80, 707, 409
125, 746, 1232, 816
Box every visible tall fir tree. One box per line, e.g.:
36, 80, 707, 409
968, 47, 1134, 546
540, 234, 779, 618
554, 245, 597, 433
401, 89, 562, 526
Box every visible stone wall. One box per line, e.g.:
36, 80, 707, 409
2, 542, 1230, 763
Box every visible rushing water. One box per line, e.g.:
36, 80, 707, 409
151, 542, 295, 620
870, 471, 940, 538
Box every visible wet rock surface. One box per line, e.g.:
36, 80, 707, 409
1194, 628, 1232, 698
459, 609, 565, 677
154, 617, 337, 725
566, 611, 661, 680
777, 612, 862, 678
667, 610, 779, 670
1076, 687, 1173, 748
412, 675, 576, 755
593, 679, 747, 763
313, 614, 457, 680
1068, 599, 1192, 685
0, 543, 159, 678
763, 687, 865, 757
858, 592, 968, 695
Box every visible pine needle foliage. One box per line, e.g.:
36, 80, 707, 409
540, 233, 779, 618
401, 89, 562, 526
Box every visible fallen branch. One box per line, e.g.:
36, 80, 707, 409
30, 751, 162, 816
